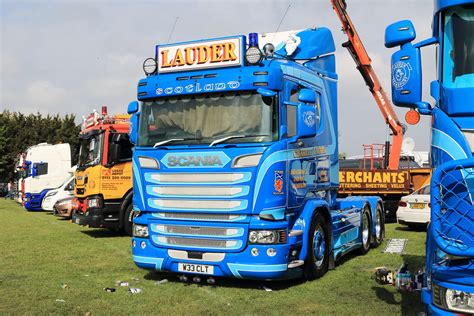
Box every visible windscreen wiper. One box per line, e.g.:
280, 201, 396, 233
153, 137, 202, 148
209, 134, 270, 147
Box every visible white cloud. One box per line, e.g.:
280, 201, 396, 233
25, 80, 68, 110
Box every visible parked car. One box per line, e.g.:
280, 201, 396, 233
53, 197, 77, 219
41, 175, 75, 211
396, 185, 430, 227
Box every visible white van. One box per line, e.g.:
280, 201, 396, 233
41, 170, 76, 211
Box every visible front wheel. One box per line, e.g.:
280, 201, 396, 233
304, 213, 330, 280
123, 203, 136, 237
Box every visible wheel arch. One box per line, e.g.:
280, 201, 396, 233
119, 188, 133, 229
297, 199, 332, 263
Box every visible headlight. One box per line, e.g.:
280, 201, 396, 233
46, 191, 58, 197
446, 288, 474, 313
87, 197, 101, 208
248, 229, 286, 244
133, 224, 149, 238
433, 283, 474, 313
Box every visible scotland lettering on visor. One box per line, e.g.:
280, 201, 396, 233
157, 37, 243, 73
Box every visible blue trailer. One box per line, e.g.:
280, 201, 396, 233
385, 0, 474, 314
128, 28, 384, 280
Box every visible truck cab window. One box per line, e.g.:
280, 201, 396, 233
286, 88, 300, 137
116, 134, 133, 161
35, 163, 48, 176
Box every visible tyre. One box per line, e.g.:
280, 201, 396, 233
372, 203, 384, 247
358, 206, 371, 255
123, 203, 136, 237
304, 212, 330, 280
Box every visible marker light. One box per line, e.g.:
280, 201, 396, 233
143, 58, 158, 75
138, 156, 160, 169
248, 33, 259, 47
233, 153, 262, 168
245, 47, 262, 65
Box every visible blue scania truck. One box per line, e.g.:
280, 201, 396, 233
385, 0, 474, 314
128, 28, 384, 280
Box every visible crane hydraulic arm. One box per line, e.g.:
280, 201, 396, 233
331, 0, 404, 170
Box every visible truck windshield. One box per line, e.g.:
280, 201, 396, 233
78, 133, 103, 168
442, 4, 474, 87
138, 91, 277, 147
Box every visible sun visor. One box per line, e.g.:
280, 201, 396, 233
259, 28, 335, 60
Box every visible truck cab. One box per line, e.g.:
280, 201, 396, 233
22, 143, 72, 211
73, 108, 135, 235
130, 29, 383, 280
385, 1, 474, 314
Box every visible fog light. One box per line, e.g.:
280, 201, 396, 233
143, 58, 157, 75
132, 240, 136, 248
140, 241, 146, 249
251, 248, 259, 256
267, 248, 277, 257
245, 46, 262, 65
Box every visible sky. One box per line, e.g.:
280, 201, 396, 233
0, 0, 437, 156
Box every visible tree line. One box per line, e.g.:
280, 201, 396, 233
0, 111, 81, 182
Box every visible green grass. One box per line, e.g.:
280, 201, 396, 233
0, 199, 426, 315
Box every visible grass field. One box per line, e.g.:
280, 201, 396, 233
0, 199, 426, 315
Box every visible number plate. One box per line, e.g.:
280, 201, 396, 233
410, 203, 426, 209
178, 263, 214, 275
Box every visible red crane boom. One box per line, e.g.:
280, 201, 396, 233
331, 0, 404, 170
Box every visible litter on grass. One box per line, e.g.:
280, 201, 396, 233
55, 299, 66, 303
383, 238, 408, 254
128, 287, 142, 294
103, 287, 116, 293
116, 281, 129, 287
263, 286, 273, 292
61, 283, 69, 289
374, 263, 424, 291
155, 279, 169, 285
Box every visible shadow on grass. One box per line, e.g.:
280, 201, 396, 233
143, 270, 305, 291
395, 225, 428, 232
80, 229, 126, 238
371, 253, 425, 315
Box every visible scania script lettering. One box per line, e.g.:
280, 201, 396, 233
167, 155, 223, 167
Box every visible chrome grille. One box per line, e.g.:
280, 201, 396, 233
154, 212, 242, 221
157, 236, 237, 248
154, 224, 241, 237
431, 159, 474, 256
147, 172, 247, 183
149, 186, 243, 197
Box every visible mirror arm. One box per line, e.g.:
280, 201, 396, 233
415, 102, 432, 115
413, 37, 437, 49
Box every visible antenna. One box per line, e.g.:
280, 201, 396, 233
167, 17, 179, 44
272, 4, 292, 41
